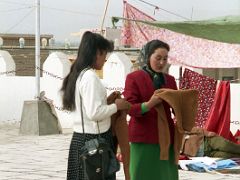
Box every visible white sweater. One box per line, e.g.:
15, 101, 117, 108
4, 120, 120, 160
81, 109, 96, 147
73, 68, 117, 134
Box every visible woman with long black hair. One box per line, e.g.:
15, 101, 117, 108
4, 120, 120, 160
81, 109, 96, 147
61, 31, 130, 180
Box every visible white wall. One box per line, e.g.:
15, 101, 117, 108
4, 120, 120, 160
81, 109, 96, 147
103, 52, 132, 95
0, 50, 16, 76
0, 77, 74, 127
0, 51, 134, 129
0, 51, 74, 128
168, 65, 180, 88
230, 84, 240, 134
42, 52, 72, 128
0, 77, 35, 122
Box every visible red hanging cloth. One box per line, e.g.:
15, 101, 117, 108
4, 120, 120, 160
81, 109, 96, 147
205, 81, 237, 143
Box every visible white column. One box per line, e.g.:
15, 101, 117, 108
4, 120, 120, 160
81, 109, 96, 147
35, 0, 40, 98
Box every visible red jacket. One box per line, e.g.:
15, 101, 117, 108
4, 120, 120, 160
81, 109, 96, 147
123, 70, 177, 144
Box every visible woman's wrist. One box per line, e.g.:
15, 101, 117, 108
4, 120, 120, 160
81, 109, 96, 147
145, 101, 154, 110
141, 102, 149, 114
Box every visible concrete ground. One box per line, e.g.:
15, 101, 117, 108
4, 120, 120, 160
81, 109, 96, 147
0, 121, 239, 180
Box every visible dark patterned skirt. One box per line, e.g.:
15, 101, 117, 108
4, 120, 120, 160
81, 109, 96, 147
67, 129, 117, 180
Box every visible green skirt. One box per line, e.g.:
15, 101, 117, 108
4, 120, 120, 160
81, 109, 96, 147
130, 143, 178, 180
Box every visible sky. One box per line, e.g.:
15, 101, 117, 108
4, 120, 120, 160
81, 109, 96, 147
0, 0, 239, 42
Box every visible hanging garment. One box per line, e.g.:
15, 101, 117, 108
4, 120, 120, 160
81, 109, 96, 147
154, 88, 198, 164
120, 2, 240, 68
107, 92, 130, 180
205, 81, 237, 143
180, 68, 217, 128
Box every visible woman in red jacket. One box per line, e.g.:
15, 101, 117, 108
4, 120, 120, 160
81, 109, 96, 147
123, 40, 178, 180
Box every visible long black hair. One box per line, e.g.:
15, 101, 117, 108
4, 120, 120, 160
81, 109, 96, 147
61, 31, 114, 111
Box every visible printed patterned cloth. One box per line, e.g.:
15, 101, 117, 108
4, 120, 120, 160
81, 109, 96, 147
121, 2, 240, 68
121, 1, 155, 47
180, 69, 217, 128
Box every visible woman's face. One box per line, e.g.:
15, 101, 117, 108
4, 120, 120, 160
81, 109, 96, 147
94, 50, 107, 70
149, 47, 168, 73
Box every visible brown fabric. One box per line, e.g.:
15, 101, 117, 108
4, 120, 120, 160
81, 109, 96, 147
181, 127, 204, 157
181, 127, 221, 157
155, 88, 198, 164
107, 92, 130, 180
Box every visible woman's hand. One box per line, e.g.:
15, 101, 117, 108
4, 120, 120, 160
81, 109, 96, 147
115, 99, 131, 111
107, 91, 121, 104
145, 93, 162, 110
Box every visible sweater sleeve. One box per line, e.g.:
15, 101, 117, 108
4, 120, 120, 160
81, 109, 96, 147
123, 74, 145, 118
80, 71, 117, 121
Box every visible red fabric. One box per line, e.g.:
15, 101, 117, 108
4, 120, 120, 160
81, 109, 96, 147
179, 155, 190, 160
123, 70, 177, 144
205, 81, 236, 142
121, 2, 240, 68
234, 130, 240, 144
121, 1, 155, 46
116, 153, 123, 162
235, 130, 240, 138
180, 68, 217, 127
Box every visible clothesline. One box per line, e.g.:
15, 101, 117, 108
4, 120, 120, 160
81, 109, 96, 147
230, 78, 240, 82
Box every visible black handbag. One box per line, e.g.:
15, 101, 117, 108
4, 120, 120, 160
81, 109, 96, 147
78, 69, 120, 180
79, 137, 120, 180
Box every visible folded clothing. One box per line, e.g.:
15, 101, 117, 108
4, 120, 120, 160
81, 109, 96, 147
186, 159, 238, 172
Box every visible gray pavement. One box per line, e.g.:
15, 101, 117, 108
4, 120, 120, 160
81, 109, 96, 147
0, 121, 239, 180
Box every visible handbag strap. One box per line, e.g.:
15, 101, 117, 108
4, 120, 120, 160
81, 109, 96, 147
79, 68, 101, 142
79, 68, 88, 134
79, 94, 86, 141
